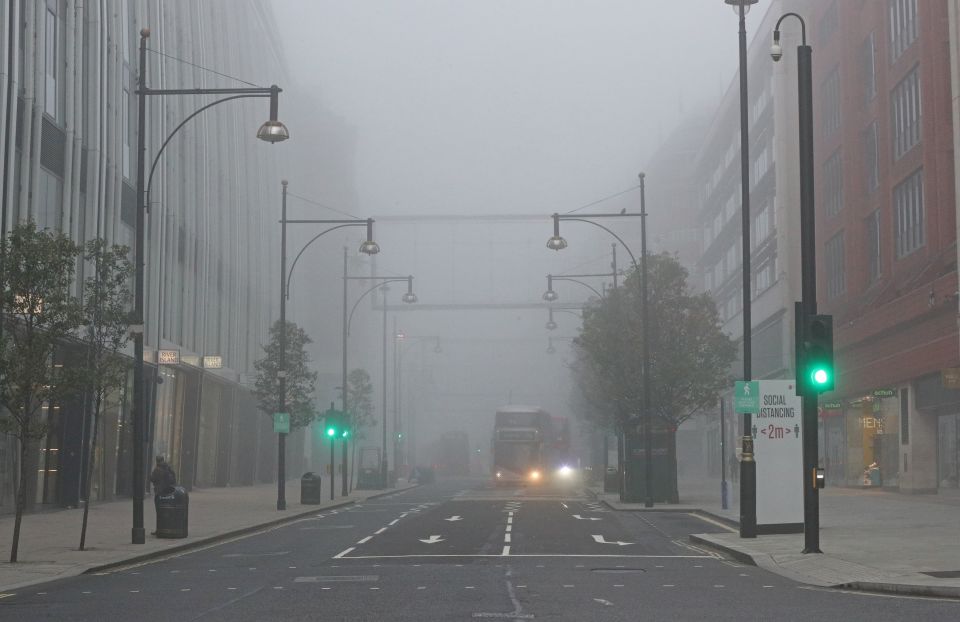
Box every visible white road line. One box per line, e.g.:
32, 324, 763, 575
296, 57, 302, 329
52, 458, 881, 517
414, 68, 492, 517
502, 546, 511, 556
333, 547, 355, 559
504, 534, 512, 543
417, 586, 426, 590
506, 525, 512, 532
357, 536, 373, 544
561, 502, 569, 509
507, 517, 513, 525
375, 528, 387, 534
389, 519, 400, 526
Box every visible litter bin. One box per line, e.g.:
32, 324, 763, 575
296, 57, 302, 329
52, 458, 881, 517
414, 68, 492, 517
301, 472, 323, 504
156, 486, 188, 538
604, 467, 619, 493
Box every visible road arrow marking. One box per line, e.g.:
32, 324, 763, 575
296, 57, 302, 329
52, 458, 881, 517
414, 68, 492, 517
572, 515, 602, 521
419, 535, 445, 544
592, 535, 633, 546
444, 516, 463, 522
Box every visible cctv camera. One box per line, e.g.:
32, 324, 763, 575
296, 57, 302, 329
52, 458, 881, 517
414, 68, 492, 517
770, 42, 783, 62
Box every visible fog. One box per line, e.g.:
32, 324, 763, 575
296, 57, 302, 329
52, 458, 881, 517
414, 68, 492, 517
269, 0, 746, 467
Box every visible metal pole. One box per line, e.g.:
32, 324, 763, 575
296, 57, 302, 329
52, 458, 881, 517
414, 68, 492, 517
721, 397, 729, 509
381, 288, 389, 488
131, 29, 149, 545
639, 173, 654, 508
341, 247, 349, 497
277, 181, 288, 511
797, 41, 821, 554
736, 3, 758, 539
330, 434, 335, 500
392, 316, 399, 485
611, 244, 618, 289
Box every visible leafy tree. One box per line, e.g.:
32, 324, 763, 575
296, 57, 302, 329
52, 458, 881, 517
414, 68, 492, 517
574, 253, 736, 501
345, 368, 375, 490
0, 222, 83, 562
253, 320, 318, 429
77, 240, 133, 551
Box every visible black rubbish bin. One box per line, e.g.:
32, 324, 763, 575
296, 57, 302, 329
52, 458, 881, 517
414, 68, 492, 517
604, 467, 619, 493
301, 472, 323, 504
156, 486, 188, 538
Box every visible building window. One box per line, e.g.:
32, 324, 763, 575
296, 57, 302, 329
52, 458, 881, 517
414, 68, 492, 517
122, 87, 131, 179
752, 145, 771, 187
819, 2, 839, 46
893, 169, 924, 258
889, 0, 918, 62
862, 33, 877, 103
866, 209, 881, 283
822, 150, 843, 217
44, 8, 57, 118
891, 65, 921, 160
862, 121, 879, 194
821, 67, 841, 137
754, 260, 775, 298
753, 204, 770, 249
825, 232, 846, 299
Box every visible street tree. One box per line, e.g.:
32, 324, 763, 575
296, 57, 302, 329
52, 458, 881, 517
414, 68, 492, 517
574, 253, 736, 501
253, 320, 318, 429
77, 240, 133, 551
0, 222, 83, 562
345, 368, 375, 488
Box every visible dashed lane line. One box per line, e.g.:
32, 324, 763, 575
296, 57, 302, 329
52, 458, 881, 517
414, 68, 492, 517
357, 536, 373, 544
375, 527, 388, 534
333, 547, 356, 559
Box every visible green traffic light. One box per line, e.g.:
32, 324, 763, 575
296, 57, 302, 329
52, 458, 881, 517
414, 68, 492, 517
812, 368, 830, 385
326, 427, 336, 437
341, 430, 349, 438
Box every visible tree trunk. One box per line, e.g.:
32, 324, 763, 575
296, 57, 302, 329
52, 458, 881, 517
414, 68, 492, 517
668, 426, 679, 504
79, 393, 102, 550
350, 439, 358, 491
10, 432, 29, 563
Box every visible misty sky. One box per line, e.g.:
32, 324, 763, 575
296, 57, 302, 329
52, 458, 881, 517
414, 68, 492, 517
270, 1, 755, 449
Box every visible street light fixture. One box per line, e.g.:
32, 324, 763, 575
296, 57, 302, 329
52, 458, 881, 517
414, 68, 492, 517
726, 0, 759, 540
131, 29, 289, 544
771, 11, 823, 555
543, 275, 559, 302
546, 214, 569, 250
545, 308, 558, 331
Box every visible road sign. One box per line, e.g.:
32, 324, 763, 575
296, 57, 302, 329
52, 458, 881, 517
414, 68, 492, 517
734, 380, 759, 414
753, 380, 803, 530
274, 412, 290, 434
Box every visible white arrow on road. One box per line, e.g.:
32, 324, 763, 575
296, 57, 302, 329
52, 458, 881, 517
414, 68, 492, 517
419, 535, 446, 544
444, 516, 463, 522
572, 514, 602, 521
592, 534, 633, 546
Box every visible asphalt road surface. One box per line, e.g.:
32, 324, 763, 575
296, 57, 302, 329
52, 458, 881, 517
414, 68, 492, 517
1, 478, 957, 621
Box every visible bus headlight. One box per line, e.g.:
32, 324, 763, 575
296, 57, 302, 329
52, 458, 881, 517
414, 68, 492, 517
557, 465, 573, 478
529, 470, 541, 481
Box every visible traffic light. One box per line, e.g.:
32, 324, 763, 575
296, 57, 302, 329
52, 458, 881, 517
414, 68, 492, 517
800, 314, 834, 394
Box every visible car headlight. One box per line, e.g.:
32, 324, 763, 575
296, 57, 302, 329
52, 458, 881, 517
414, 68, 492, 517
495, 471, 502, 479
557, 465, 573, 478
529, 470, 541, 481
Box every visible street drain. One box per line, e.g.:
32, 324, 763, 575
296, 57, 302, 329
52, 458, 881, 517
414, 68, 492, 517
591, 568, 646, 574
294, 575, 379, 583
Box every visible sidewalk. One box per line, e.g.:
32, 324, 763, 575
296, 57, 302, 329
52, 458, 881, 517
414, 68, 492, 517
0, 481, 414, 592
592, 478, 960, 598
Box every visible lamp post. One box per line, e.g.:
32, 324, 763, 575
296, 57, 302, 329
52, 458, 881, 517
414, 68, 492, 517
542, 273, 609, 302
132, 29, 289, 543
278, 185, 380, 510
725, 0, 759, 539
546, 176, 654, 507
345, 274, 417, 489
771, 12, 821, 554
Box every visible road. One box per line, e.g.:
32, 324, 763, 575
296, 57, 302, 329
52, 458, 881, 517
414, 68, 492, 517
1, 478, 957, 621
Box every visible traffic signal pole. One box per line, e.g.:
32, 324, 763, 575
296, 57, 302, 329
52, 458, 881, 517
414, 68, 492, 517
797, 40, 822, 555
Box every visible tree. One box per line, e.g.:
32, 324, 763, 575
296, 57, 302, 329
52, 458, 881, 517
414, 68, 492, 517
345, 368, 375, 489
574, 253, 736, 501
253, 320, 318, 429
0, 222, 83, 562
77, 240, 133, 550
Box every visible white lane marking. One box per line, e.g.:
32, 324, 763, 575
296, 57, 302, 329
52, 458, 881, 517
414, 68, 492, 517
333, 547, 355, 559
663, 584, 675, 588
591, 535, 633, 546
419, 535, 446, 544
445, 516, 463, 522
357, 536, 373, 544
129, 590, 140, 593
472, 615, 534, 619
563, 585, 574, 588
614, 584, 624, 588
273, 586, 284, 590
375, 528, 387, 534
334, 553, 714, 559
506, 525, 512, 533
561, 502, 569, 509
516, 585, 526, 588
227, 587, 237, 591
797, 585, 960, 603
502, 546, 511, 556
389, 519, 400, 525
594, 598, 613, 606
322, 587, 332, 591
180, 588, 191, 592
370, 587, 380, 590
714, 585, 725, 588
417, 586, 426, 590
688, 512, 738, 533
504, 534, 512, 543
507, 517, 513, 525
573, 515, 602, 521
222, 551, 289, 558
465, 586, 475, 589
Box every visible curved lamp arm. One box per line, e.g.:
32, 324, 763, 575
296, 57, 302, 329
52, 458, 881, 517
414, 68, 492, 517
561, 217, 639, 269
286, 223, 365, 298
146, 94, 269, 210
554, 277, 604, 300
347, 279, 407, 336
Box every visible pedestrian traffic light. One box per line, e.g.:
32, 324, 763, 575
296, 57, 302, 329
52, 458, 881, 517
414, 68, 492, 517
800, 314, 834, 394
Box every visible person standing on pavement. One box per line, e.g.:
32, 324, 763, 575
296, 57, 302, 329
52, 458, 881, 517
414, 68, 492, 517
150, 455, 177, 534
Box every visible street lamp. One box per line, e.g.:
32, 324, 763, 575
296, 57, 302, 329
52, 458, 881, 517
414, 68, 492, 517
726, 0, 759, 540
545, 308, 558, 331
771, 11, 822, 554
543, 273, 609, 302
131, 29, 289, 544
546, 177, 655, 508
277, 183, 379, 511
344, 274, 418, 489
